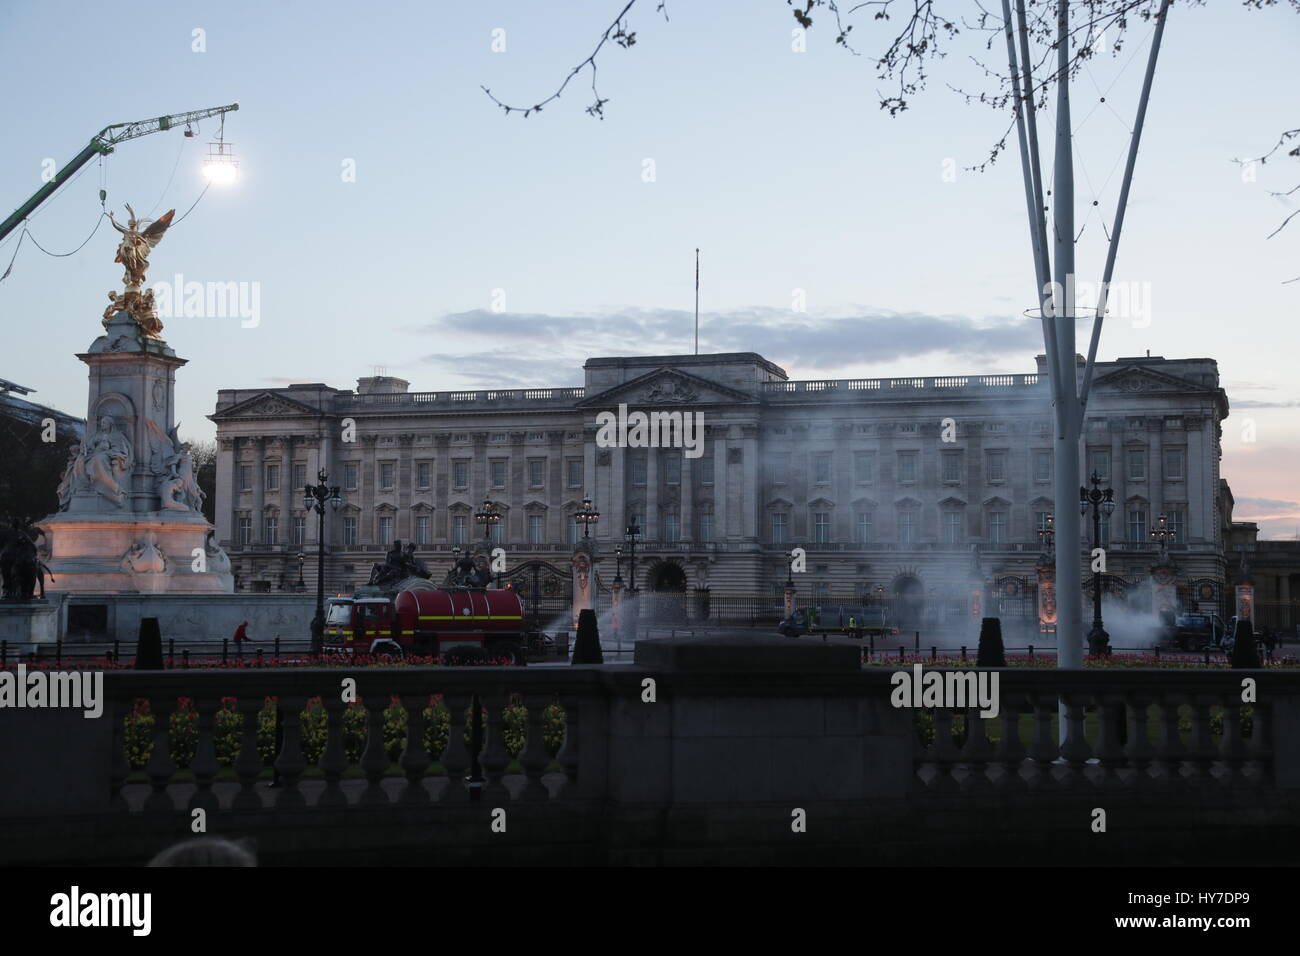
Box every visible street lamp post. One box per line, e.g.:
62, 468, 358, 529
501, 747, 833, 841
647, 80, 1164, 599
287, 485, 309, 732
474, 498, 500, 586
1150, 512, 1174, 556
624, 518, 641, 635
1080, 472, 1116, 657
1037, 513, 1055, 556
303, 470, 341, 654
574, 495, 601, 539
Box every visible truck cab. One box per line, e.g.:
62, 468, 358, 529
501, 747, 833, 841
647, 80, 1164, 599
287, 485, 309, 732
323, 597, 402, 656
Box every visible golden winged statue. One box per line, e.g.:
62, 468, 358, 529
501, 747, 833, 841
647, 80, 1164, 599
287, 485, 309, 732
105, 204, 175, 338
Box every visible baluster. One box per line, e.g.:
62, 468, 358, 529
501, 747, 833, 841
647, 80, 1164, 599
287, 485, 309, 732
993, 692, 1027, 791
272, 695, 309, 808
358, 695, 394, 807
144, 696, 176, 814
555, 697, 580, 793
1184, 694, 1218, 786
1057, 694, 1090, 788
187, 697, 222, 814
440, 693, 471, 804
480, 691, 513, 802
1219, 694, 1249, 788
927, 709, 961, 792
1246, 699, 1271, 788
109, 696, 131, 812
1154, 696, 1187, 787
317, 697, 349, 809
1093, 694, 1127, 790
960, 706, 994, 792
399, 694, 432, 805
232, 697, 265, 810
1026, 694, 1059, 790
1124, 694, 1155, 790
519, 693, 552, 802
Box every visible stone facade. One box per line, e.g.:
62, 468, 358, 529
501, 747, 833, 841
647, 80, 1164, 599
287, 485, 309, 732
210, 351, 1229, 613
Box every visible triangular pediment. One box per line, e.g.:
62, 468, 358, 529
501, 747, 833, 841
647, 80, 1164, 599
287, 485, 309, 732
578, 367, 754, 408
210, 391, 322, 421
1093, 367, 1210, 394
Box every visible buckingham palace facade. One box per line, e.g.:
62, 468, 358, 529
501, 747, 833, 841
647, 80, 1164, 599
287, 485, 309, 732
210, 351, 1231, 616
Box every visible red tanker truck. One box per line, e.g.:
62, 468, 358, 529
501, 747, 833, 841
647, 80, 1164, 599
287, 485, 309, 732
322, 586, 531, 665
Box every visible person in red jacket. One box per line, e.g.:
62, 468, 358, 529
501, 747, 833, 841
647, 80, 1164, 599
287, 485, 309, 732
232, 621, 251, 658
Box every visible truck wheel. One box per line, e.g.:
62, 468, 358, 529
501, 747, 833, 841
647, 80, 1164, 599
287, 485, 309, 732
490, 642, 523, 666
372, 641, 403, 661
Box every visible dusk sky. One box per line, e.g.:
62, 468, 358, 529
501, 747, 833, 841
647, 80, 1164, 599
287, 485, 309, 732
1, 0, 1296, 534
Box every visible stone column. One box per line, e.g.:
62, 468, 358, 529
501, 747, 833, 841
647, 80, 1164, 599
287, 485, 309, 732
1110, 427, 1125, 543
680, 452, 693, 546
610, 444, 626, 543
742, 425, 759, 542
713, 427, 729, 543
398, 434, 414, 541
278, 436, 293, 549
252, 438, 265, 544
1149, 425, 1164, 529
646, 446, 659, 543
216, 437, 236, 545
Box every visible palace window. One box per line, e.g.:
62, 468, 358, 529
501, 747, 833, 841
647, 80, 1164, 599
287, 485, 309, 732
415, 515, 430, 545
265, 464, 279, 492
630, 452, 647, 486
567, 459, 583, 488
292, 463, 306, 489
1167, 508, 1184, 541
452, 460, 469, 489
263, 515, 277, 544
769, 454, 789, 486
528, 459, 545, 488
239, 466, 252, 493
1164, 448, 1185, 480
379, 462, 395, 490
664, 455, 681, 486
662, 512, 680, 543
897, 452, 917, 484
944, 511, 964, 544
343, 516, 358, 547
1033, 451, 1051, 482
856, 512, 872, 544
813, 454, 831, 485
343, 462, 359, 490
697, 509, 714, 542
1088, 449, 1110, 481
416, 461, 432, 489
988, 511, 1006, 545
1127, 448, 1146, 481
292, 514, 305, 546
378, 515, 394, 546
813, 512, 830, 543
898, 509, 917, 545
1128, 507, 1148, 542
237, 516, 251, 546
854, 451, 875, 484
452, 515, 467, 545
770, 512, 788, 545
942, 451, 963, 483
528, 514, 545, 545
490, 460, 507, 489
985, 450, 1007, 483
700, 456, 715, 485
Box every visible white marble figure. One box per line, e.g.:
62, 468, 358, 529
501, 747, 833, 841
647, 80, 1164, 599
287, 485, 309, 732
81, 416, 132, 506
56, 442, 87, 511
145, 419, 204, 513
122, 532, 167, 573
204, 531, 232, 574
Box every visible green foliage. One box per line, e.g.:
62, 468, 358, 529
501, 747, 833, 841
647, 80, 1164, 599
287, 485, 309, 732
123, 698, 154, 770
214, 697, 242, 766
169, 698, 198, 769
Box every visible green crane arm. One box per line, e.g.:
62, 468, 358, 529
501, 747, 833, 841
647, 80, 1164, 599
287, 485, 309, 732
0, 102, 239, 244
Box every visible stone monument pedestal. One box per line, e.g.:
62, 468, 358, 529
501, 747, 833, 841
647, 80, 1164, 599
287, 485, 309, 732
0, 599, 63, 645
36, 311, 233, 595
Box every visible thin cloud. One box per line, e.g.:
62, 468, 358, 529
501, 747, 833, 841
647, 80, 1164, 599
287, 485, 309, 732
419, 306, 1039, 376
